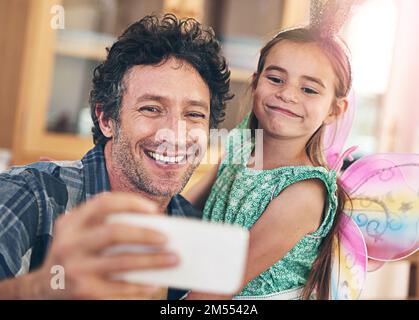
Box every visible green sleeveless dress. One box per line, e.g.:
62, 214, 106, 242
203, 115, 338, 298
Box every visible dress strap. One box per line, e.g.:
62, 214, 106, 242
234, 286, 305, 300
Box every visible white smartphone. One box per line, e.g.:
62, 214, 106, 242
105, 214, 249, 295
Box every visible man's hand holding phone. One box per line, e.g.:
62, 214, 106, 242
18, 193, 178, 299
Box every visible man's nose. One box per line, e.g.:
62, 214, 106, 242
155, 114, 186, 146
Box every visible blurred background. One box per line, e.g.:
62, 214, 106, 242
0, 0, 418, 299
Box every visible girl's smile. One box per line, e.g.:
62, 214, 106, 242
265, 104, 304, 119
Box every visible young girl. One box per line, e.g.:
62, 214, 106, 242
185, 26, 352, 300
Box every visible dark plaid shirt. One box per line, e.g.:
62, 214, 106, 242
0, 144, 201, 299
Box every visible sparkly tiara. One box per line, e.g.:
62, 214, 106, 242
310, 0, 362, 38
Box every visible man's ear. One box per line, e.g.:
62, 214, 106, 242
95, 104, 115, 138
324, 97, 349, 125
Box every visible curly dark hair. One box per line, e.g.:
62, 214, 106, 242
89, 13, 233, 145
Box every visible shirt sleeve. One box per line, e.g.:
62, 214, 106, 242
0, 171, 40, 279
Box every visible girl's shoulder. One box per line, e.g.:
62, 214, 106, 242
278, 165, 336, 185
274, 166, 339, 239
243, 165, 337, 190
274, 165, 338, 201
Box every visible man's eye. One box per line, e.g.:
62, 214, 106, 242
302, 87, 319, 95
139, 106, 160, 113
267, 76, 284, 84
187, 112, 206, 119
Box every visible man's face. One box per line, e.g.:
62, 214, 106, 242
106, 58, 210, 197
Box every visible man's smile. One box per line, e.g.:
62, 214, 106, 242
141, 146, 199, 170
144, 149, 187, 165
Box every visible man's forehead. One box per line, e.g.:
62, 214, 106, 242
121, 58, 210, 106
124, 58, 201, 83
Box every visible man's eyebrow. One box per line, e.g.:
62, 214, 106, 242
265, 65, 326, 89
187, 99, 209, 110
135, 94, 209, 110
135, 94, 165, 103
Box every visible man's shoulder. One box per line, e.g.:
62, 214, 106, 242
5, 160, 83, 176
0, 160, 86, 204
0, 161, 83, 279
2, 160, 82, 188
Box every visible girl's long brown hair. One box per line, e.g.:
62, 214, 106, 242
250, 28, 352, 299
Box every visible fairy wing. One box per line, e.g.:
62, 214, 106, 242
324, 94, 418, 294
340, 153, 419, 261
324, 90, 368, 299
331, 214, 368, 299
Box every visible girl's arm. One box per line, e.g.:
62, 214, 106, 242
183, 152, 223, 211
186, 178, 327, 300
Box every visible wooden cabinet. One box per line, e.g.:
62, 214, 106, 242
2, 0, 308, 190
5, 0, 308, 165
11, 0, 94, 164
0, 0, 30, 150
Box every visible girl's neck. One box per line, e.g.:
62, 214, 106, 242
249, 132, 312, 170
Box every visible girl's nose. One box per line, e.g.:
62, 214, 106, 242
276, 85, 298, 104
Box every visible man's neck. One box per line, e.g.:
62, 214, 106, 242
103, 142, 171, 213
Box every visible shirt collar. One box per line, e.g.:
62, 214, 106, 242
81, 144, 111, 200
168, 194, 202, 219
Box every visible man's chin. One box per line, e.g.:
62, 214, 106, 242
143, 174, 190, 196
133, 156, 197, 197
143, 166, 196, 195
145, 184, 183, 197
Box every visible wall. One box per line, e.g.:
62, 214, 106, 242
379, 0, 419, 153
0, 0, 29, 149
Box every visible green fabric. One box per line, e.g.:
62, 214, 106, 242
203, 114, 338, 297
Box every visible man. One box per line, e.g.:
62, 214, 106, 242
0, 14, 232, 299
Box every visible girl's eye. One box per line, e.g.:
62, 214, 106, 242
267, 76, 284, 84
302, 87, 319, 95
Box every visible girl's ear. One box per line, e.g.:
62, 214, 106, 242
324, 97, 349, 125
96, 104, 115, 138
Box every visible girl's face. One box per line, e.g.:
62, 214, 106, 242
252, 40, 346, 141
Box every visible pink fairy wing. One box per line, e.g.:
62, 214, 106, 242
341, 153, 419, 261
324, 90, 356, 171
367, 258, 386, 272
331, 214, 367, 300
